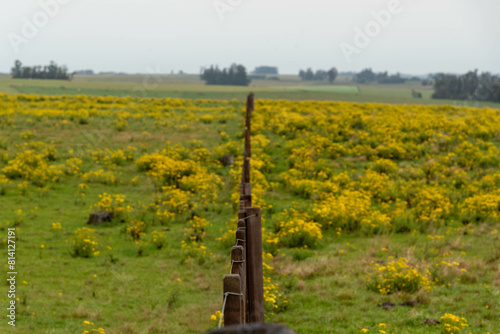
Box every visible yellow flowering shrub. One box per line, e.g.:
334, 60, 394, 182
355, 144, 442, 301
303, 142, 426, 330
178, 172, 223, 206
370, 158, 398, 174
312, 190, 372, 231
360, 210, 391, 234
180, 240, 214, 264
93, 149, 127, 166
461, 191, 500, 223
92, 193, 132, 222
150, 230, 167, 249
185, 216, 211, 242
411, 186, 451, 226
366, 258, 432, 294
281, 169, 339, 200
154, 186, 193, 215
155, 209, 175, 226
126, 220, 147, 240
2, 150, 64, 186
263, 253, 287, 315
200, 114, 214, 124
357, 170, 393, 202
273, 213, 323, 248
81, 169, 119, 185
136, 153, 196, 185
64, 157, 83, 175
440, 313, 468, 334
71, 227, 99, 258
374, 142, 407, 160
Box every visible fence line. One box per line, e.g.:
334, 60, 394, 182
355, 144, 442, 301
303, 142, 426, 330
219, 93, 264, 327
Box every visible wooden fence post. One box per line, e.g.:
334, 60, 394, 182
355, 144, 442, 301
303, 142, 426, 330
245, 207, 265, 323
245, 93, 254, 161
231, 246, 245, 324
241, 93, 253, 209
237, 204, 249, 323
223, 274, 242, 327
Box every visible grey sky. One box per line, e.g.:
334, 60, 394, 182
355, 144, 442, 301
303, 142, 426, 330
1, 0, 499, 75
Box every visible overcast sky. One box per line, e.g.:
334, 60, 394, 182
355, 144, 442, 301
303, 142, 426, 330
1, 0, 499, 75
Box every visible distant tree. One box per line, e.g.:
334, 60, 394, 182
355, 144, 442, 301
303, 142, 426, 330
11, 60, 70, 80
305, 68, 314, 81
432, 70, 500, 102
299, 70, 306, 80
200, 64, 251, 86
253, 66, 278, 75
354, 69, 406, 84
491, 83, 500, 102
234, 64, 251, 86
378, 72, 406, 84
298, 67, 336, 82
354, 68, 376, 84
327, 68, 338, 84
314, 70, 327, 81
11, 60, 23, 78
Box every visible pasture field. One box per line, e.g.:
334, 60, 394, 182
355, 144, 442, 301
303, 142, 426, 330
1, 93, 500, 334
1, 74, 499, 109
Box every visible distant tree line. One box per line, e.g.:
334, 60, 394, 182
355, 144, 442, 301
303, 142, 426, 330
354, 68, 406, 84
299, 68, 338, 83
253, 66, 278, 75
432, 70, 500, 102
74, 70, 94, 75
421, 79, 433, 86
200, 64, 251, 86
11, 60, 72, 80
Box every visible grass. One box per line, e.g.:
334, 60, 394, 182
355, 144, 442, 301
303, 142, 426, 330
0, 93, 499, 333
276, 85, 360, 94
1, 73, 499, 108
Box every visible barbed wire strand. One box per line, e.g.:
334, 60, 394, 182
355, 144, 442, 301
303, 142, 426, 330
237, 214, 257, 225
218, 292, 243, 329
229, 260, 245, 274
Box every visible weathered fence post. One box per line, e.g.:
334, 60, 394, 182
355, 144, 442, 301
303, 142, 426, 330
237, 202, 249, 323
219, 93, 265, 329
241, 93, 253, 209
245, 207, 265, 323
231, 246, 245, 324
223, 274, 242, 327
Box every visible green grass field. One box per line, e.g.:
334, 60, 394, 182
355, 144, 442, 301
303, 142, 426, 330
1, 74, 498, 108
1, 93, 500, 334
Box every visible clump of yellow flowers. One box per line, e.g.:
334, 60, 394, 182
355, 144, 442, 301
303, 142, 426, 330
440, 313, 468, 333
125, 220, 147, 241
82, 320, 106, 334
366, 258, 432, 294
150, 230, 167, 249
71, 227, 99, 258
269, 210, 322, 249
92, 193, 132, 222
